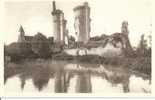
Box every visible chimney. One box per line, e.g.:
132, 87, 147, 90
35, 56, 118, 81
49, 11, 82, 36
53, 1, 56, 12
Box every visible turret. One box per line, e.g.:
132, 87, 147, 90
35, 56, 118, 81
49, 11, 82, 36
18, 25, 25, 42
19, 25, 25, 36
73, 2, 91, 44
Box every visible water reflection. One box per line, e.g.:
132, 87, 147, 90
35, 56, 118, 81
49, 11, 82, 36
4, 60, 151, 93
76, 72, 92, 93
54, 68, 67, 93
19, 74, 26, 90
21, 65, 52, 91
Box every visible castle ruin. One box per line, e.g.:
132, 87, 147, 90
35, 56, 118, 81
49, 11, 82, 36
18, 25, 33, 43
73, 2, 91, 44
51, 1, 68, 44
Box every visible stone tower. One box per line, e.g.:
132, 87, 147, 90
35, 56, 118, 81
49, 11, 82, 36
121, 21, 133, 56
51, 1, 67, 44
74, 2, 91, 44
18, 25, 25, 42
121, 21, 129, 35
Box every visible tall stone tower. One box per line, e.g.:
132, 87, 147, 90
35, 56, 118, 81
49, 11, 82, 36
74, 2, 91, 44
121, 21, 133, 55
18, 25, 25, 42
121, 21, 129, 35
51, 1, 67, 44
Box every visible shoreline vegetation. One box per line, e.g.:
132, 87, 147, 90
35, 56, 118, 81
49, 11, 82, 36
4, 57, 151, 89
4, 51, 151, 79
4, 33, 151, 79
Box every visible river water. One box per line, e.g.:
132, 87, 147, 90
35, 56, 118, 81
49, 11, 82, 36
4, 60, 151, 94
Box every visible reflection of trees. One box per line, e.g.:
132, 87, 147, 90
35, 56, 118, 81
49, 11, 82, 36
5, 60, 131, 93
123, 80, 129, 93
100, 65, 130, 93
106, 74, 130, 93
11, 62, 54, 91
19, 74, 27, 90
4, 64, 25, 85
32, 66, 52, 91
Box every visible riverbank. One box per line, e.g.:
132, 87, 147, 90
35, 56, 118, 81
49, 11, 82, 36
5, 52, 151, 81
52, 52, 151, 75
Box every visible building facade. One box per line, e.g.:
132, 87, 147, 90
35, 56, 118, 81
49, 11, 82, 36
18, 25, 33, 43
74, 2, 91, 44
51, 1, 68, 44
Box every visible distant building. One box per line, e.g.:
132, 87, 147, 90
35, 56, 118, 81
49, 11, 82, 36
18, 25, 54, 44
51, 1, 68, 44
48, 37, 54, 44
18, 25, 33, 43
74, 2, 91, 44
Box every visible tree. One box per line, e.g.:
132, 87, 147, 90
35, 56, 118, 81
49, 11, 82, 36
148, 35, 151, 48
136, 34, 150, 57
5, 42, 33, 61
31, 32, 50, 57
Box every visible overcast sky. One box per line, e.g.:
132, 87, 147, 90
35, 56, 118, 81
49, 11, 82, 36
1, 0, 152, 47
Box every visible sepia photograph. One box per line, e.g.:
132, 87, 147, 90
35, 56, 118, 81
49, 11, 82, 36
1, 0, 152, 96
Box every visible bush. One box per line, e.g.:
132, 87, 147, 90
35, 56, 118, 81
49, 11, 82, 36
31, 32, 50, 57
129, 57, 151, 75
4, 42, 34, 61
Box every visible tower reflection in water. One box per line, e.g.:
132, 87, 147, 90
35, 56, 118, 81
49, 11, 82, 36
54, 64, 92, 93
75, 72, 92, 93
4, 60, 150, 93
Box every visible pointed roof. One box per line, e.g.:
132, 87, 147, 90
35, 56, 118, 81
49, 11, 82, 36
19, 25, 25, 33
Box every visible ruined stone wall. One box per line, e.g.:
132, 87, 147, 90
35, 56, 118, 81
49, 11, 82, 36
53, 13, 60, 43
74, 2, 91, 44
52, 12, 67, 44
52, 1, 67, 44
121, 21, 133, 56
18, 26, 25, 43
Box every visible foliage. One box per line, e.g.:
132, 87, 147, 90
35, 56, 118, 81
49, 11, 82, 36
31, 32, 50, 57
89, 34, 108, 41
135, 34, 151, 57
4, 42, 33, 61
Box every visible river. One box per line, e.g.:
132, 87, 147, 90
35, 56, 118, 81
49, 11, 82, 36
4, 59, 151, 94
